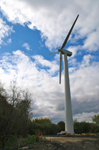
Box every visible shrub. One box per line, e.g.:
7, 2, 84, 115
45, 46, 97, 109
27, 135, 36, 144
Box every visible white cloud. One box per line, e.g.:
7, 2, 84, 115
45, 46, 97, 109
7, 38, 12, 43
22, 42, 31, 50
67, 45, 81, 57
70, 54, 99, 102
73, 112, 99, 122
0, 51, 99, 123
32, 55, 59, 75
0, 18, 13, 45
0, 0, 99, 51
83, 30, 99, 51
81, 54, 94, 67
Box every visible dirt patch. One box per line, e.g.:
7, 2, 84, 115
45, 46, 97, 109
32, 136, 99, 150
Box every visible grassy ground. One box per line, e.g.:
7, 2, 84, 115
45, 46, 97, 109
2, 135, 42, 149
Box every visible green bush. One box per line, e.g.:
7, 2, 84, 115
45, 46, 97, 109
4, 136, 18, 148
27, 135, 36, 144
29, 144, 34, 149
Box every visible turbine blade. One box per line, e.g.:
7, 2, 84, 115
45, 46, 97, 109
59, 52, 62, 84
49, 50, 59, 55
61, 14, 79, 49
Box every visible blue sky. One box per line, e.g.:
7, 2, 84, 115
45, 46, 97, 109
0, 0, 99, 123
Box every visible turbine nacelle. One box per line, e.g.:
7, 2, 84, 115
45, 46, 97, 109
58, 49, 72, 56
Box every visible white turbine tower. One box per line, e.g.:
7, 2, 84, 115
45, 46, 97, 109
50, 15, 79, 134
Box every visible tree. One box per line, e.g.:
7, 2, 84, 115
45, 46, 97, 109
0, 81, 32, 148
92, 114, 99, 126
33, 118, 52, 124
57, 121, 65, 131
73, 120, 92, 134
31, 118, 58, 135
0, 93, 14, 148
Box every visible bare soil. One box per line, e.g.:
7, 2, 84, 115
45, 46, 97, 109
32, 136, 99, 150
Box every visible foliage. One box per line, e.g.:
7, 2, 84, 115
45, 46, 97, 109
4, 136, 18, 148
3, 135, 38, 149
57, 121, 65, 131
17, 137, 27, 147
29, 118, 99, 136
29, 119, 60, 135
27, 135, 37, 144
33, 118, 52, 124
73, 120, 99, 134
29, 144, 34, 149
0, 81, 31, 148
92, 114, 99, 125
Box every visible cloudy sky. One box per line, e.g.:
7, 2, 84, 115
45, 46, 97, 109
0, 0, 99, 123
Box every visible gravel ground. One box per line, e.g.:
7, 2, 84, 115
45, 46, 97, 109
32, 136, 99, 150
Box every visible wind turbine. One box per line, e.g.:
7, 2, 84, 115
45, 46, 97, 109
50, 15, 79, 134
